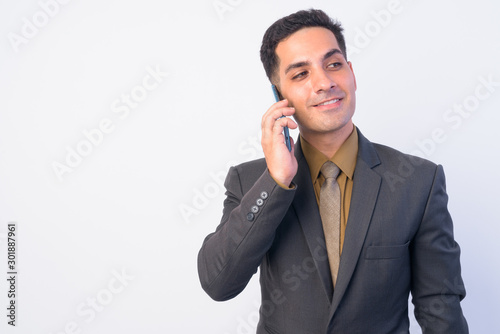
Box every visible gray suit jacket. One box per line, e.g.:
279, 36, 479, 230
198, 129, 468, 333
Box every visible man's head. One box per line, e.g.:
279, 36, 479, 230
260, 9, 356, 141
260, 9, 347, 85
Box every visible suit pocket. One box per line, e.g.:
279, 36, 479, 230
365, 240, 410, 259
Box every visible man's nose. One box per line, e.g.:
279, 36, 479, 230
311, 69, 336, 93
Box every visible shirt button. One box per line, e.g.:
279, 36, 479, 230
251, 205, 259, 213
260, 191, 269, 200
246, 212, 255, 221
256, 198, 264, 206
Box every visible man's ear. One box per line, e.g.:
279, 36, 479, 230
348, 61, 357, 90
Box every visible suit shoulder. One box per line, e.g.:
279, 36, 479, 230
365, 142, 447, 196
370, 142, 440, 179
226, 158, 268, 190
357, 129, 438, 174
233, 157, 267, 173
372, 142, 437, 167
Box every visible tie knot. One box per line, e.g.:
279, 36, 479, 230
321, 161, 340, 179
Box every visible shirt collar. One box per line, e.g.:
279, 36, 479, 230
300, 126, 358, 181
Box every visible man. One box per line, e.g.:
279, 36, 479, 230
198, 9, 468, 334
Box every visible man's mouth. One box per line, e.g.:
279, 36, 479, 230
314, 98, 341, 107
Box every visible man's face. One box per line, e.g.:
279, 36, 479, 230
275, 27, 357, 139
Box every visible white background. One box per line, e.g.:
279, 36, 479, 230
1, 0, 499, 333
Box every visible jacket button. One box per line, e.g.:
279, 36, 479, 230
256, 198, 264, 206
260, 191, 269, 199
251, 205, 259, 213
246, 212, 255, 221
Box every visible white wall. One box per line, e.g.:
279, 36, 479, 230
1, 0, 499, 333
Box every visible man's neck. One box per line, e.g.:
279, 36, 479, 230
300, 122, 354, 158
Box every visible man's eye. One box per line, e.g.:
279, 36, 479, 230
328, 62, 342, 69
292, 71, 308, 80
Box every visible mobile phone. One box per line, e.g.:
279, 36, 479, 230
271, 85, 292, 152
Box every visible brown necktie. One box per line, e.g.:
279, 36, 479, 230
319, 161, 341, 288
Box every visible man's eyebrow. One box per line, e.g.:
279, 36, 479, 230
284, 48, 343, 75
323, 48, 343, 60
284, 60, 311, 76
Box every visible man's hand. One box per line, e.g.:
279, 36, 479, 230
261, 99, 298, 187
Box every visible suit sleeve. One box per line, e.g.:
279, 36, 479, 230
411, 164, 469, 333
197, 166, 296, 301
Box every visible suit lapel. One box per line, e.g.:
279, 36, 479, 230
292, 140, 334, 301
329, 130, 382, 316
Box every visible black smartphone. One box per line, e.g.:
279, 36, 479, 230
271, 85, 292, 152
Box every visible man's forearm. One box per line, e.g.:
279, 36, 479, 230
197, 166, 295, 301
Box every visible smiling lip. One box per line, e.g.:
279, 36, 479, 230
313, 97, 342, 108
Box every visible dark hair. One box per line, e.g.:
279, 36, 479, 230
260, 9, 347, 84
